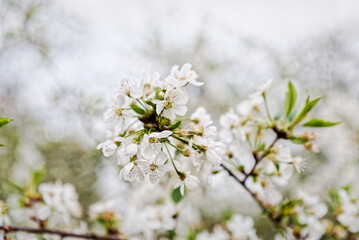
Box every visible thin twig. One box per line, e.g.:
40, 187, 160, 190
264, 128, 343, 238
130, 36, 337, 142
220, 163, 267, 213
0, 226, 121, 240
243, 135, 280, 183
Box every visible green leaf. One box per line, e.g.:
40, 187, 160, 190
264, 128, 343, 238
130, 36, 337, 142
130, 104, 146, 115
290, 137, 308, 145
32, 167, 45, 187
273, 112, 281, 121
303, 119, 341, 127
0, 117, 13, 128
258, 143, 266, 152
290, 97, 321, 128
169, 121, 181, 130
0, 143, 4, 147
167, 230, 176, 240
285, 81, 297, 119
7, 181, 25, 193
171, 186, 184, 204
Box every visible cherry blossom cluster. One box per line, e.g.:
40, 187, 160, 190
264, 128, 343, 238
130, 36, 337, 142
196, 214, 258, 240
10, 182, 81, 227
97, 63, 223, 195
218, 79, 343, 239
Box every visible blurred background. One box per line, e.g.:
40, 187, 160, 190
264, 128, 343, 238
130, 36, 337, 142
1, 0, 359, 238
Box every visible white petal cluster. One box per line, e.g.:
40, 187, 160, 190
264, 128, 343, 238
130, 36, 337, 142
197, 226, 229, 240
39, 181, 82, 218
194, 214, 258, 240
236, 79, 273, 117
337, 189, 359, 232
296, 192, 328, 240
227, 214, 258, 240
98, 64, 222, 194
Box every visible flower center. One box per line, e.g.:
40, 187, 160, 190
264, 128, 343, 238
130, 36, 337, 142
149, 137, 157, 143
150, 163, 158, 172
130, 155, 137, 162
115, 108, 122, 115
164, 100, 173, 109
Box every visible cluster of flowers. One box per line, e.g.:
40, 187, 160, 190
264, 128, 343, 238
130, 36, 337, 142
196, 214, 258, 240
2, 64, 353, 240
97, 63, 223, 194
0, 181, 82, 228
272, 188, 359, 240
219, 80, 309, 205
273, 192, 328, 240
215, 78, 348, 239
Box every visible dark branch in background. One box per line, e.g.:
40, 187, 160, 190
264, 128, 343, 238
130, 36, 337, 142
0, 226, 121, 240
221, 126, 289, 228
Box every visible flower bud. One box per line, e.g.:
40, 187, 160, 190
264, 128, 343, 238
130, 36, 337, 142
178, 128, 188, 137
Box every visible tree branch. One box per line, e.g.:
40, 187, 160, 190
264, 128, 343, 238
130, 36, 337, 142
220, 163, 267, 213
0, 226, 121, 240
242, 126, 286, 183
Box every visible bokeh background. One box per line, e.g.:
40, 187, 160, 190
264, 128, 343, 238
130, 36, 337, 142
1, 0, 359, 238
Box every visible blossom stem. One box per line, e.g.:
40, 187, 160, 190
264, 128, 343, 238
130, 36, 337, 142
262, 93, 273, 122
243, 134, 280, 183
166, 140, 184, 153
171, 134, 203, 152
164, 142, 182, 176
136, 98, 148, 111
121, 120, 139, 136
0, 226, 121, 240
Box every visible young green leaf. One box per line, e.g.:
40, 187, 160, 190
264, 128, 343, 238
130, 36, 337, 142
258, 143, 266, 152
0, 117, 13, 128
171, 186, 184, 204
130, 104, 146, 115
169, 120, 181, 130
303, 119, 341, 127
285, 81, 297, 119
32, 167, 45, 187
7, 181, 25, 193
290, 137, 308, 145
290, 97, 321, 128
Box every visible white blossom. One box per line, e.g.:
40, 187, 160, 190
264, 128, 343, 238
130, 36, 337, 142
197, 226, 229, 240
255, 79, 273, 94
141, 130, 172, 158
190, 106, 213, 129
164, 63, 203, 88
219, 109, 240, 144
227, 214, 258, 240
103, 94, 132, 125
140, 71, 162, 99
139, 151, 172, 184
39, 181, 82, 218
274, 145, 292, 163
89, 200, 119, 219
97, 139, 118, 157
337, 189, 359, 232
119, 158, 145, 182
119, 78, 143, 99
155, 87, 189, 120
292, 156, 306, 173
175, 172, 200, 195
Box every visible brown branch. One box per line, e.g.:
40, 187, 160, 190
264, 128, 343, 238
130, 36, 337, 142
221, 126, 297, 235
0, 226, 121, 240
220, 163, 267, 213
242, 126, 286, 183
